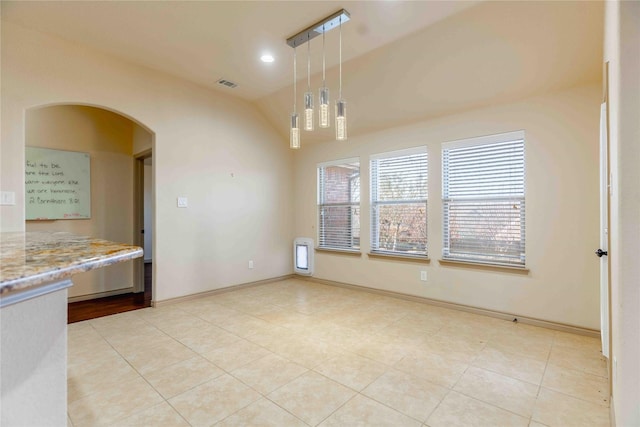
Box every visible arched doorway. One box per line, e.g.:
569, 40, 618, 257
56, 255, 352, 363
24, 104, 155, 321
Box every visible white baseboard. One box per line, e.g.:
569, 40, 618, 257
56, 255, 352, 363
68, 287, 135, 303
609, 398, 616, 427
149, 273, 599, 338
151, 275, 294, 307
302, 276, 601, 338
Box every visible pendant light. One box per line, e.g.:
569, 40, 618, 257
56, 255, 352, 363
318, 25, 330, 128
304, 34, 314, 131
335, 17, 347, 141
290, 45, 300, 149
286, 9, 350, 148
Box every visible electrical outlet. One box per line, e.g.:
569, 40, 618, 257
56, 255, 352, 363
248, 260, 254, 269
420, 270, 427, 281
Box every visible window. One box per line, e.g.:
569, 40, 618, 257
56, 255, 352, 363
370, 147, 428, 257
442, 131, 525, 266
317, 159, 360, 251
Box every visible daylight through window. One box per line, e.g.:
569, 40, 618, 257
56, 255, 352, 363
317, 159, 360, 251
442, 131, 525, 266
370, 147, 428, 257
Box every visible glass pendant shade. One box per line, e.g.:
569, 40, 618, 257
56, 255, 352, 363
290, 113, 300, 149
335, 99, 347, 141
304, 92, 314, 131
318, 87, 330, 128
286, 9, 351, 148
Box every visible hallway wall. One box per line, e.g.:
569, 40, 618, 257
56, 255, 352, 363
26, 105, 138, 299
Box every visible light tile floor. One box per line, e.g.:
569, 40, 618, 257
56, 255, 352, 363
67, 278, 610, 427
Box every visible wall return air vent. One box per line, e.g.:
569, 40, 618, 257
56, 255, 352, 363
217, 79, 238, 89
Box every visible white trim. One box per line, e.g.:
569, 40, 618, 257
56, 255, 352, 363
442, 130, 525, 150
370, 145, 427, 161
151, 275, 294, 307
317, 157, 359, 169
302, 276, 600, 338
67, 286, 134, 303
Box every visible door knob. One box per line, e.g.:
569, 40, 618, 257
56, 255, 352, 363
595, 249, 608, 257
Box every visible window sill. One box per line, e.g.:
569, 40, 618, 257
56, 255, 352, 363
438, 258, 529, 274
368, 252, 430, 263
315, 247, 362, 257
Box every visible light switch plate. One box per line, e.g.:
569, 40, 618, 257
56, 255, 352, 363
177, 197, 188, 208
0, 191, 16, 206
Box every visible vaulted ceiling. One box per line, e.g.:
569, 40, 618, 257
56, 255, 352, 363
2, 1, 603, 143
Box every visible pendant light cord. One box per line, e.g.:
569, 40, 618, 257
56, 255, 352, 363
307, 34, 311, 91
339, 17, 342, 99
322, 25, 326, 85
293, 46, 297, 112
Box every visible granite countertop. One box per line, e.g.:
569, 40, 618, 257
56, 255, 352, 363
0, 231, 143, 296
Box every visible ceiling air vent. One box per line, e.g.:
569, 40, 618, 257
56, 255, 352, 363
217, 79, 238, 89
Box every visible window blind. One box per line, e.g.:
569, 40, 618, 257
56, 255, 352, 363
442, 132, 525, 266
318, 160, 360, 250
371, 148, 428, 256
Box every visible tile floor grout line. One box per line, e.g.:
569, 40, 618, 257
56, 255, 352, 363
359, 384, 434, 424
537, 384, 611, 408
229, 360, 310, 398
67, 278, 609, 426
424, 388, 454, 425
313, 391, 360, 426
448, 388, 533, 422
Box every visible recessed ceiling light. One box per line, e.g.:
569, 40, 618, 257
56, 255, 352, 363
260, 54, 275, 63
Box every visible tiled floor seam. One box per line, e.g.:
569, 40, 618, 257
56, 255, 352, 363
260, 394, 315, 426
535, 337, 554, 399
67, 279, 609, 426
229, 365, 309, 397
312, 392, 360, 426
164, 400, 194, 426
358, 389, 434, 424
451, 388, 533, 422
538, 385, 610, 408
206, 392, 263, 427
423, 388, 454, 425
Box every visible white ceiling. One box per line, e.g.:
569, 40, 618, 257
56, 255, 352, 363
1, 1, 478, 100
1, 1, 603, 144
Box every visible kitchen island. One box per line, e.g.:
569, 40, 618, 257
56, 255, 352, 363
0, 231, 142, 426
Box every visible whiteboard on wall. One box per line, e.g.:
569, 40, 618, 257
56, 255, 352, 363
25, 147, 91, 220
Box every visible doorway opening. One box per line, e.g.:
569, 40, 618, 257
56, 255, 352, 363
23, 103, 155, 322
67, 151, 153, 323
134, 150, 153, 302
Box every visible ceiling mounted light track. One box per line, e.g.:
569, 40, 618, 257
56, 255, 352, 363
286, 10, 350, 49
287, 9, 350, 148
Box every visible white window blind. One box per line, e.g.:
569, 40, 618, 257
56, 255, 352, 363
442, 131, 525, 266
371, 148, 428, 256
318, 159, 360, 250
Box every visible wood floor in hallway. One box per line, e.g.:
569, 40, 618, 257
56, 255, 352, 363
67, 263, 152, 323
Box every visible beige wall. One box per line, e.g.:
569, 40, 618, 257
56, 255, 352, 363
604, 2, 640, 425
294, 84, 601, 330
1, 22, 294, 302
133, 124, 152, 156
25, 105, 137, 298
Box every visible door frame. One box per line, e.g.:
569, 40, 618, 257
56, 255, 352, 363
134, 149, 152, 294
602, 61, 613, 398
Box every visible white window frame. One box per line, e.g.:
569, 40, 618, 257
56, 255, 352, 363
370, 146, 428, 258
442, 131, 526, 267
317, 158, 360, 252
